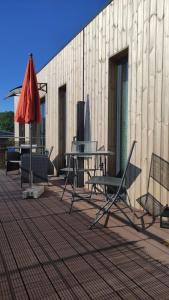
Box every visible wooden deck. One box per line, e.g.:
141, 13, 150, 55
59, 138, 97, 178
0, 171, 169, 299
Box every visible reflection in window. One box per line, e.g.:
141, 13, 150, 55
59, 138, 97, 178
116, 59, 128, 175
40, 99, 45, 147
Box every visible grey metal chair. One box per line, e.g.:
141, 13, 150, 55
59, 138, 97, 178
136, 153, 166, 224
21, 154, 49, 187
86, 141, 136, 229
60, 140, 98, 202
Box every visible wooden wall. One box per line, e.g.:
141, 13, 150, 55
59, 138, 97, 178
37, 32, 84, 166
29, 0, 169, 207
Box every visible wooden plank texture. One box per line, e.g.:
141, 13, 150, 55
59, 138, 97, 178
11, 0, 168, 207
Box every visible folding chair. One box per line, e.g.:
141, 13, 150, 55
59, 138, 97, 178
136, 153, 166, 225
86, 141, 136, 229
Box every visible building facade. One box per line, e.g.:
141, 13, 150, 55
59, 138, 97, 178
15, 0, 169, 207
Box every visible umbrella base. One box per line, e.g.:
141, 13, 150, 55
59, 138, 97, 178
22, 185, 44, 199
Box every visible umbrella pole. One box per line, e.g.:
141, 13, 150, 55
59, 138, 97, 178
29, 123, 33, 188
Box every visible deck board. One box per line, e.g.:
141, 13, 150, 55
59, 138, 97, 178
0, 171, 169, 299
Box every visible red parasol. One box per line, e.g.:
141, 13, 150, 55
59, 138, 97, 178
15, 54, 41, 124
15, 54, 41, 188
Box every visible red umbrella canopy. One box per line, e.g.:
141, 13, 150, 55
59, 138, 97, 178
15, 54, 41, 124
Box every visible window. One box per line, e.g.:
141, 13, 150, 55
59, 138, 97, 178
108, 49, 128, 176
58, 85, 66, 170
33, 97, 46, 146
116, 58, 128, 175
39, 99, 46, 147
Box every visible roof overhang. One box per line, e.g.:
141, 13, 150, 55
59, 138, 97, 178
5, 83, 47, 99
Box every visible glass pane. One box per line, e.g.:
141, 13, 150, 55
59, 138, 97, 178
116, 59, 128, 175
120, 61, 128, 173
40, 100, 45, 147
116, 64, 122, 174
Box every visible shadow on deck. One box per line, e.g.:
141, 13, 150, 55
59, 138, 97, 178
0, 171, 169, 299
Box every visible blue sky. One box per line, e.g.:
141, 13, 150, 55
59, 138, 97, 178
0, 0, 110, 112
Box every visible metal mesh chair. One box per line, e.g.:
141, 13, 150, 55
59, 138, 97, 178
21, 154, 49, 187
136, 153, 166, 221
86, 141, 136, 228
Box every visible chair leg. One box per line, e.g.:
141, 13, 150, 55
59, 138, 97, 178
88, 184, 95, 202
69, 180, 76, 213
69, 199, 74, 214
104, 212, 110, 227
89, 209, 106, 229
90, 194, 118, 229
60, 173, 69, 201
95, 191, 112, 217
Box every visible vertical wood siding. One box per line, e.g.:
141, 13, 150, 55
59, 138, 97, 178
33, 0, 168, 206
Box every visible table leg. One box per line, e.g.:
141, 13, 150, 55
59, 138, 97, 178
70, 156, 77, 213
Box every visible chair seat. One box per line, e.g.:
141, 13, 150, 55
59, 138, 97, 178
60, 167, 74, 172
86, 176, 124, 187
136, 193, 164, 217
60, 167, 97, 173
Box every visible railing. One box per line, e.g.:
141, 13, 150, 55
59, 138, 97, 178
0, 136, 46, 168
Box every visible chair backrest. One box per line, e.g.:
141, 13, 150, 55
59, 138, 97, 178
6, 151, 20, 161
7, 147, 15, 152
149, 153, 169, 191
95, 145, 105, 170
20, 144, 37, 153
116, 141, 137, 193
71, 141, 98, 153
21, 148, 30, 155
137, 193, 164, 217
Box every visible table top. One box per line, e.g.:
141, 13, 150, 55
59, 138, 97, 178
20, 145, 44, 148
65, 150, 115, 156
13, 145, 44, 150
